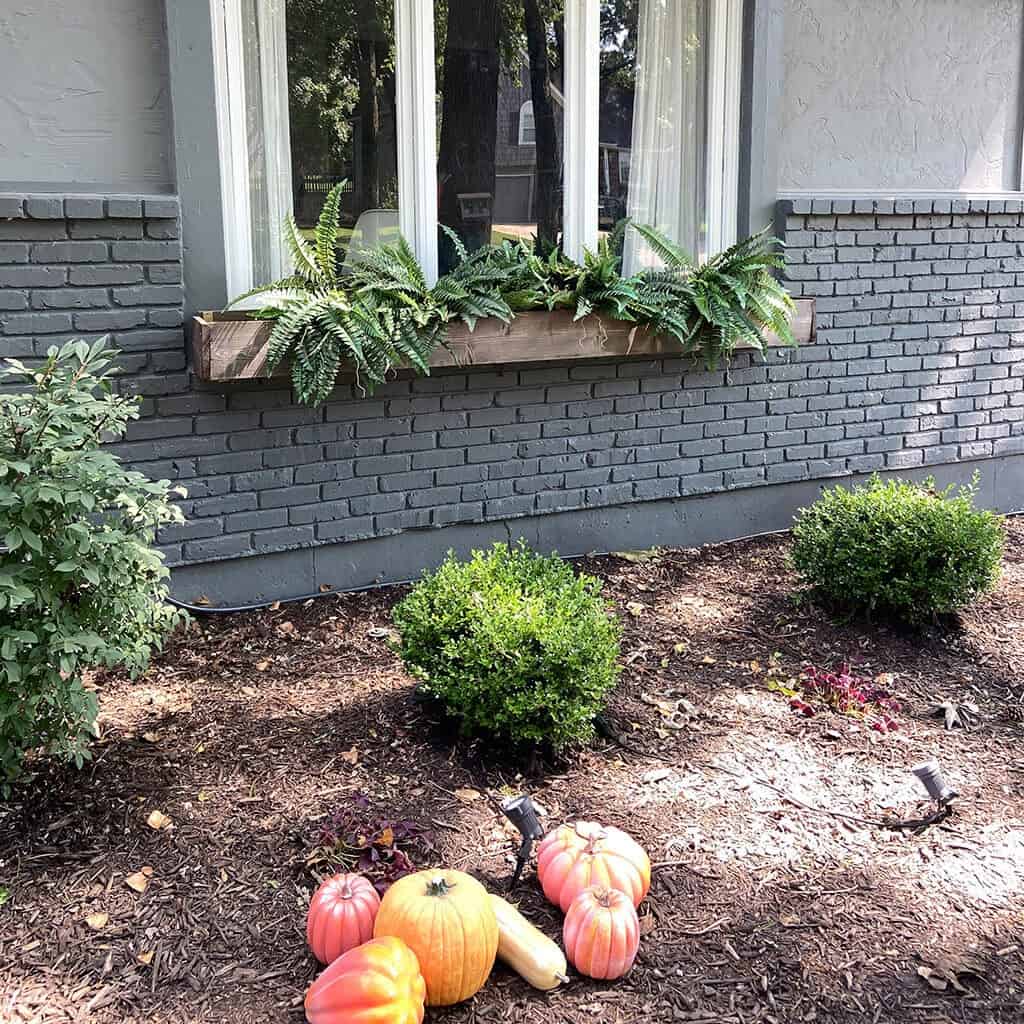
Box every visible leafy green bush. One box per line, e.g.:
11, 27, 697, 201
392, 542, 621, 749
0, 339, 185, 789
791, 475, 1004, 623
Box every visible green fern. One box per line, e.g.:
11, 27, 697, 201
228, 179, 796, 406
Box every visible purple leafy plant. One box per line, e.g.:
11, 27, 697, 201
305, 793, 437, 895
787, 664, 902, 734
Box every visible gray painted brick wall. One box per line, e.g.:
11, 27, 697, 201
2, 191, 1022, 581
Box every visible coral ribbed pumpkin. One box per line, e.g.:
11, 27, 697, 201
307, 873, 381, 965
304, 935, 425, 1024
537, 821, 651, 912
562, 886, 640, 980
373, 869, 498, 1006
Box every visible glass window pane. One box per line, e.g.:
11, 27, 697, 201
435, 0, 566, 273
287, 0, 400, 263
603, 0, 709, 272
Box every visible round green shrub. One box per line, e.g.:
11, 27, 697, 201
791, 475, 1004, 623
392, 542, 621, 749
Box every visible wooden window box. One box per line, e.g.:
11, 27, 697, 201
190, 300, 814, 383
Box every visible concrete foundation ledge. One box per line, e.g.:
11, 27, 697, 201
169, 453, 1024, 606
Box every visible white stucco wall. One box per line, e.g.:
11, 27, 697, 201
0, 1, 173, 191
779, 0, 1024, 192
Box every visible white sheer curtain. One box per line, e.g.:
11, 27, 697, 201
623, 0, 708, 274
241, 0, 293, 287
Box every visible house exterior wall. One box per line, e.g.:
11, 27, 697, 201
0, 1, 174, 193
3, 2, 1024, 603
5, 189, 1024, 603
779, 0, 1024, 191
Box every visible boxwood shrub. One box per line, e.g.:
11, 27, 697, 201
791, 475, 1004, 623
392, 542, 621, 749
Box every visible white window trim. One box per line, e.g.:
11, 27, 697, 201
395, 0, 439, 285
563, 0, 600, 262
213, 0, 743, 294
518, 100, 536, 146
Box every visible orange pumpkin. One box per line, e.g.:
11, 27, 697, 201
307, 873, 381, 965
304, 935, 425, 1024
562, 886, 640, 980
537, 821, 651, 912
373, 869, 498, 1006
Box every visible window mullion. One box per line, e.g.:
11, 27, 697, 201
395, 0, 438, 285
563, 0, 599, 261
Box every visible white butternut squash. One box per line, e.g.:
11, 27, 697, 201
489, 894, 569, 991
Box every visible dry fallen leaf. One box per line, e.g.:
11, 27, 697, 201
124, 872, 149, 894
625, 602, 645, 618
341, 747, 359, 766
193, 595, 212, 607
197, 790, 209, 803
269, 601, 281, 611
278, 621, 295, 634
701, 655, 717, 665
146, 810, 172, 831
638, 914, 657, 936
137, 950, 155, 966
141, 732, 160, 744
917, 966, 948, 992
85, 912, 109, 931
255, 660, 270, 672
318, 583, 333, 593
241, 686, 257, 697
454, 788, 481, 803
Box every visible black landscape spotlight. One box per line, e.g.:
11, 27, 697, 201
912, 758, 958, 808
501, 794, 544, 891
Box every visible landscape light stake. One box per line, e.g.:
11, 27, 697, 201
501, 795, 544, 891
912, 758, 958, 807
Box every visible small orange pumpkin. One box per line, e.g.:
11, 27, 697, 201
537, 821, 651, 912
307, 873, 381, 964
373, 869, 498, 1006
304, 934, 425, 1024
562, 886, 640, 980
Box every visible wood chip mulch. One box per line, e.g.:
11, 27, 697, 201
2, 520, 1024, 1023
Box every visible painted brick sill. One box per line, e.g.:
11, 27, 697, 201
190, 302, 815, 384
0, 192, 180, 221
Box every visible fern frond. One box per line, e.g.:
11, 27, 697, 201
314, 182, 346, 285
630, 223, 695, 272
440, 224, 470, 265
283, 215, 325, 287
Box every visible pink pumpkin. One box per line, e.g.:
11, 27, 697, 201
562, 886, 640, 980
306, 873, 381, 965
537, 821, 651, 912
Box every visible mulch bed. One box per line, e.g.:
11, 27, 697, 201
2, 520, 1024, 1023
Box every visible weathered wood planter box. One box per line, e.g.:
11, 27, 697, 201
190, 301, 814, 383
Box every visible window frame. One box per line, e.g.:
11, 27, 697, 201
210, 0, 743, 293
518, 100, 537, 146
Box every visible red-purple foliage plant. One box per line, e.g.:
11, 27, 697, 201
788, 665, 902, 734
304, 793, 437, 895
